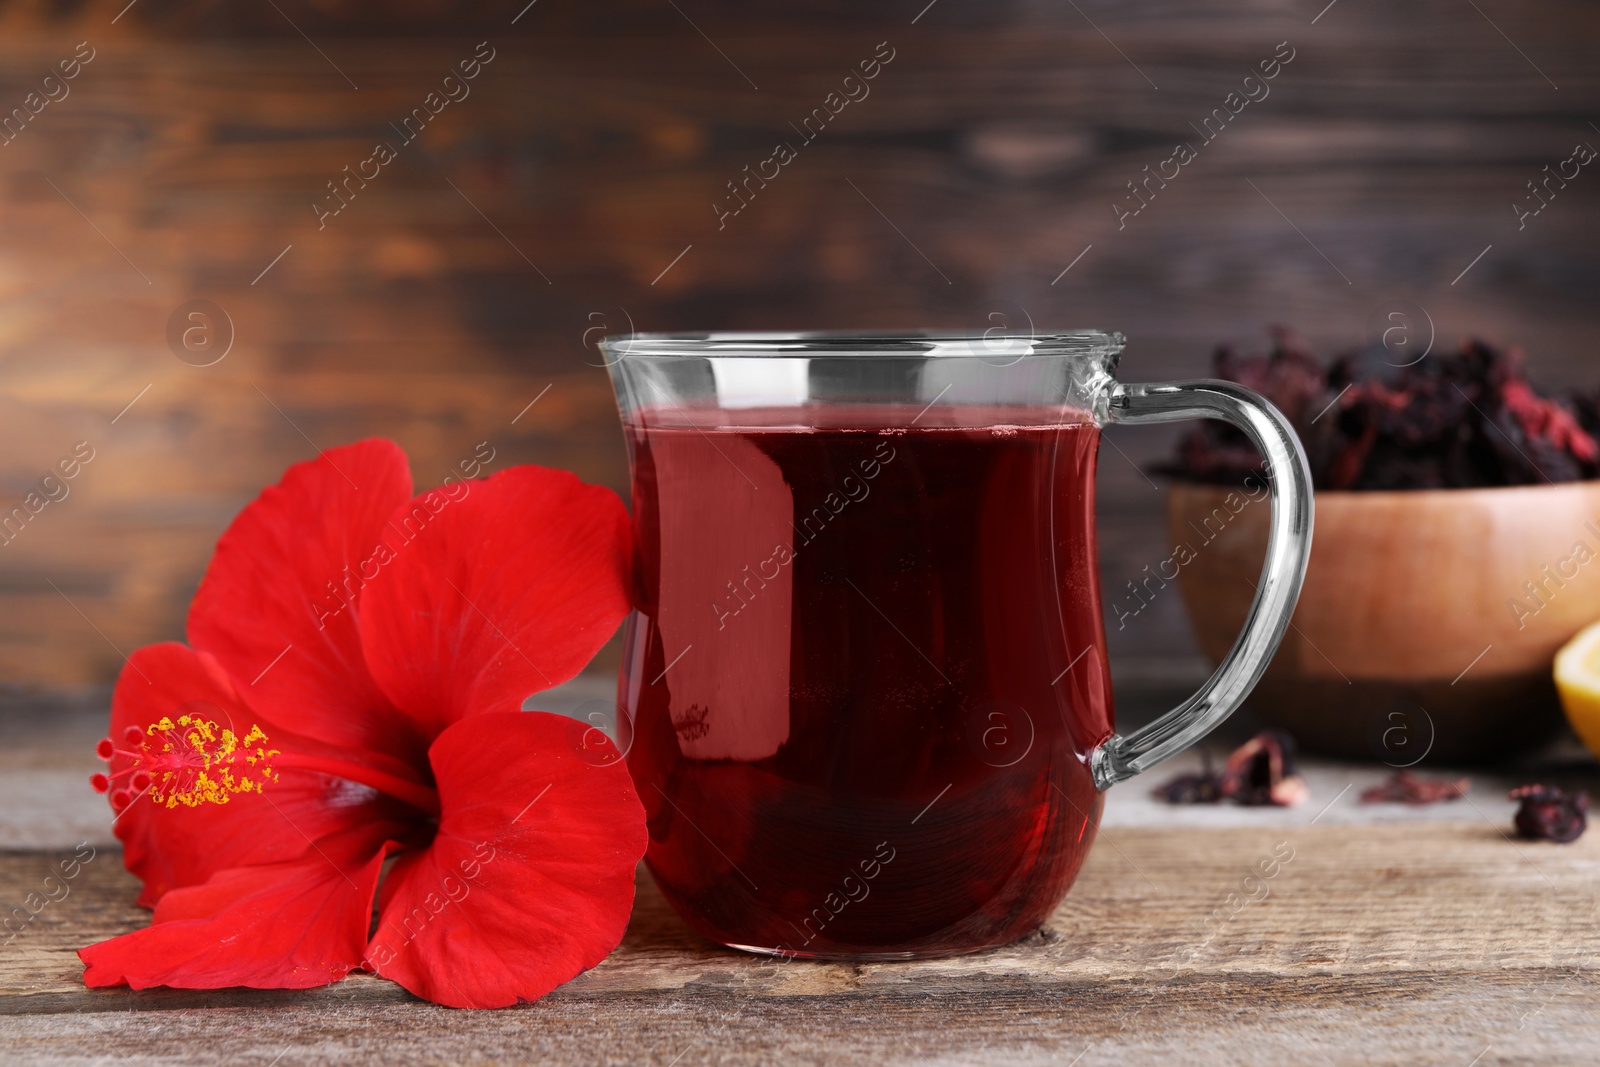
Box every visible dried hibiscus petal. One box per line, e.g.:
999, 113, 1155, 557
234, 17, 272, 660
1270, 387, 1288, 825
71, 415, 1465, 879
1359, 771, 1469, 806
1159, 330, 1600, 490
1151, 751, 1222, 804
1152, 731, 1307, 807
1510, 784, 1589, 843
1219, 729, 1308, 807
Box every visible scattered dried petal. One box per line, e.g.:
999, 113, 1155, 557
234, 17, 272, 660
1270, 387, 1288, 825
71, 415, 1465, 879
1152, 732, 1308, 807
1151, 770, 1223, 805
1220, 729, 1308, 807
1510, 784, 1589, 843
1152, 747, 1223, 804
1359, 771, 1469, 806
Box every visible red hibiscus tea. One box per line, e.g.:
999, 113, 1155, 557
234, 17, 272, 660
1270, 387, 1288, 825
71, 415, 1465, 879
618, 404, 1114, 958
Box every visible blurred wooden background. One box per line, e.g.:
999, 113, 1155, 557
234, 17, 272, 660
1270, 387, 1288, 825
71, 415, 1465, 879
1, 0, 1597, 687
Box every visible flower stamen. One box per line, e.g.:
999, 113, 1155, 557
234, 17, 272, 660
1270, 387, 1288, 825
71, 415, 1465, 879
94, 715, 280, 810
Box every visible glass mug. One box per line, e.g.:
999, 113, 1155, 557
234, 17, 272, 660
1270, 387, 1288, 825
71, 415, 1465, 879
601, 331, 1312, 960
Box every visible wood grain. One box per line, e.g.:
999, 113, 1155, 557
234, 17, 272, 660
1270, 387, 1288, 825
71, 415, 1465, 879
2, 822, 1597, 1063
1, 0, 1598, 687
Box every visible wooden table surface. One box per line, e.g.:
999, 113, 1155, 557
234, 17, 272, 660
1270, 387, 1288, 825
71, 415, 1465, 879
4, 680, 1599, 1066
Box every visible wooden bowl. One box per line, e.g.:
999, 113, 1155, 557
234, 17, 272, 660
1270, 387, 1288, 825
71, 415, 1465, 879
1167, 481, 1600, 762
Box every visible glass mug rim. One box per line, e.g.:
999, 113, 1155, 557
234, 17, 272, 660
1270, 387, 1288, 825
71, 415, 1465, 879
599, 329, 1126, 361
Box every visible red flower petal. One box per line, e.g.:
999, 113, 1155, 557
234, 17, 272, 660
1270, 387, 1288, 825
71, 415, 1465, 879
366, 712, 646, 1008
357, 465, 631, 738
80, 823, 398, 990
187, 438, 428, 765
109, 643, 405, 907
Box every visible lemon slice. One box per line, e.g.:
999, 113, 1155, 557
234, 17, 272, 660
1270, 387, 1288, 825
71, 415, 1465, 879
1554, 620, 1600, 757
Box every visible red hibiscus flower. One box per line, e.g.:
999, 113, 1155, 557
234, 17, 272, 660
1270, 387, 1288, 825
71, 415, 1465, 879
78, 439, 645, 1008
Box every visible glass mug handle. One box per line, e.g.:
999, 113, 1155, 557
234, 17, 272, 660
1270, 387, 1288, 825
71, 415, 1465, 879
1090, 379, 1315, 790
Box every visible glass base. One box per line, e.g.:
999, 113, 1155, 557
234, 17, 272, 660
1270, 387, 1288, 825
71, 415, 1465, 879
719, 939, 1007, 963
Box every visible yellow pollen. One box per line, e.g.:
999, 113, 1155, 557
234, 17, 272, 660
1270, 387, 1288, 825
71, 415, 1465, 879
139, 715, 281, 809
